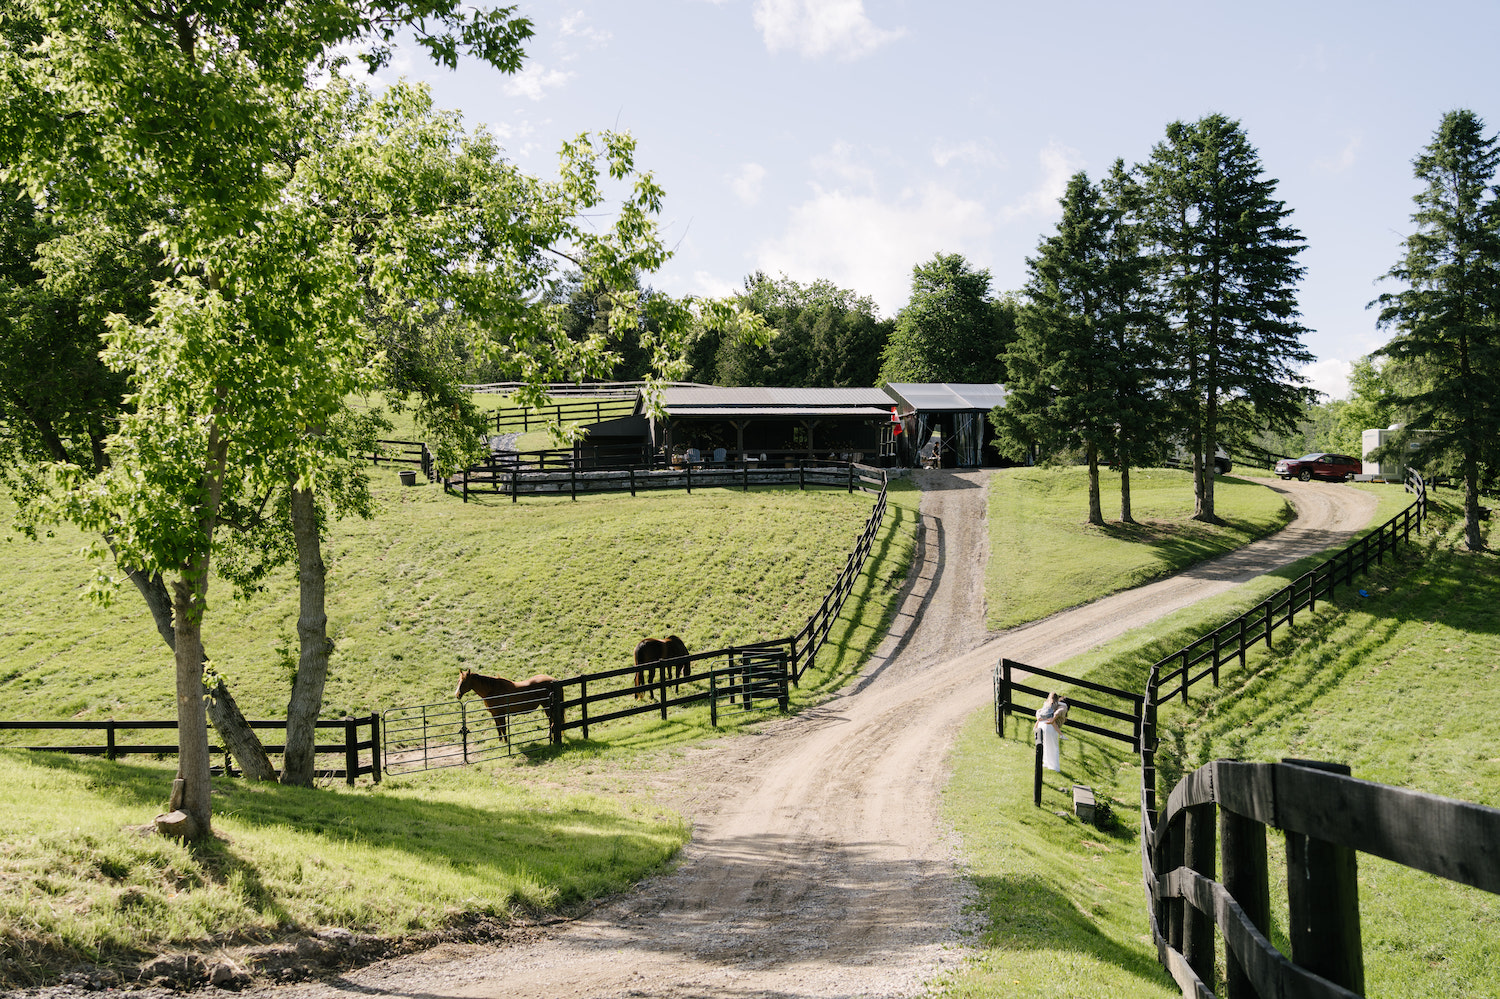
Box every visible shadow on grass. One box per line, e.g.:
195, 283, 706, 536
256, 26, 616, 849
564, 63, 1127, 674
13, 752, 681, 912
971, 871, 1171, 989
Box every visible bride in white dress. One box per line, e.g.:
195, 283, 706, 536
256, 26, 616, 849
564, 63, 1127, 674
1033, 692, 1069, 771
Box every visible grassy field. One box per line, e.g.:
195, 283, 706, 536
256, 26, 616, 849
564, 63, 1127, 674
0, 468, 917, 986
1, 475, 914, 724
944, 486, 1498, 998
986, 466, 1295, 629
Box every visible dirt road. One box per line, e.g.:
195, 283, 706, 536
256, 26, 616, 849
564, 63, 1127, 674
261, 473, 1378, 999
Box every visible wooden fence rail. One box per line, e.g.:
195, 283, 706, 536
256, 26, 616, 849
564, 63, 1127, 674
1142, 757, 1500, 998
787, 482, 888, 681
369, 439, 434, 480
447, 456, 886, 503
0, 715, 382, 784
489, 396, 637, 433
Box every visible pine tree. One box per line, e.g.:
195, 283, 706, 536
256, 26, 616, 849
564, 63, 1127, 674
1144, 115, 1315, 523
1374, 109, 1500, 551
994, 165, 1165, 524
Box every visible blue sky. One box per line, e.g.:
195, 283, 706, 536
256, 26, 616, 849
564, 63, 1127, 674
372, 0, 1499, 400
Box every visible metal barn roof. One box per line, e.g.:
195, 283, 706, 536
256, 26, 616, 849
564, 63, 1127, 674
659, 386, 895, 412
882, 383, 1007, 412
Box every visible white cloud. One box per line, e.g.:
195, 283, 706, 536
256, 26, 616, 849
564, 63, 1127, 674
1300, 357, 1353, 401
503, 62, 574, 101
1314, 133, 1361, 174
752, 0, 905, 61
1001, 140, 1085, 221
559, 10, 612, 47
811, 142, 878, 191
932, 140, 1002, 170
729, 163, 768, 205
755, 183, 994, 316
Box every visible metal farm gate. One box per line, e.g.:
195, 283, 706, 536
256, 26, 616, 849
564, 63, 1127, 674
381, 696, 552, 775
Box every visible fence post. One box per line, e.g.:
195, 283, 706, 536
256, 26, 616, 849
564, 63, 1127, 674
580, 678, 590, 740
1238, 615, 1248, 671
548, 683, 564, 746
1284, 759, 1365, 994
628, 467, 635, 498
847, 462, 854, 493
778, 654, 790, 711
709, 670, 719, 727
369, 712, 382, 783
344, 716, 358, 785
686, 463, 692, 494
799, 460, 805, 491
1220, 793, 1269, 999
569, 463, 577, 501
1033, 732, 1044, 807
996, 661, 1012, 737
1143, 668, 1159, 822
106, 720, 117, 761
1182, 801, 1216, 984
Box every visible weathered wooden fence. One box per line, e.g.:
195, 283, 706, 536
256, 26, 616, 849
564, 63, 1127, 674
0, 715, 382, 784
787, 480, 888, 680
1142, 757, 1500, 998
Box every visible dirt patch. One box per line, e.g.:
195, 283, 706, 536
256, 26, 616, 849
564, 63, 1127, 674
15, 476, 1379, 999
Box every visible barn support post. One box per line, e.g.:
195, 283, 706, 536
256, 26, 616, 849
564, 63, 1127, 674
1285, 760, 1364, 994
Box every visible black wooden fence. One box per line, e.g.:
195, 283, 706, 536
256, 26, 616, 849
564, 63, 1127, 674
1143, 757, 1500, 998
369, 439, 434, 480
0, 715, 382, 784
488, 395, 637, 433
447, 456, 886, 503
992, 472, 1494, 997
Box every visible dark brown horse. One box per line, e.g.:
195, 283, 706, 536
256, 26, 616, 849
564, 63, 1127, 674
633, 635, 689, 699
455, 669, 557, 742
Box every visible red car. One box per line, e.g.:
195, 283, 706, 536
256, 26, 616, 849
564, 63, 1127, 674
1274, 453, 1361, 482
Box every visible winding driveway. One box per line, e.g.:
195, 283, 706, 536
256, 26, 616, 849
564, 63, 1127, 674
262, 473, 1378, 999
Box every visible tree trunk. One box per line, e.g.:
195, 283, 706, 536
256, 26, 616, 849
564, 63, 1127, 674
1120, 461, 1135, 524
1466, 462, 1484, 552
281, 483, 332, 787
1086, 443, 1103, 525
120, 560, 278, 781
158, 569, 212, 841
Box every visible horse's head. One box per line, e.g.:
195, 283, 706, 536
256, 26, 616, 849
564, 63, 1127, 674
455, 669, 473, 699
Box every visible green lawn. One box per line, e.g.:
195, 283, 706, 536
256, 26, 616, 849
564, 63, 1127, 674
1, 475, 912, 724
944, 487, 1498, 998
0, 470, 916, 986
986, 466, 1294, 629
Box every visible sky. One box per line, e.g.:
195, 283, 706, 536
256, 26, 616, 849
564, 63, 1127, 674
367, 0, 1500, 401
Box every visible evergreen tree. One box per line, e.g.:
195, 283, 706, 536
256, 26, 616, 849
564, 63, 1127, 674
994, 164, 1164, 524
1144, 115, 1315, 522
1374, 109, 1500, 551
880, 252, 1014, 384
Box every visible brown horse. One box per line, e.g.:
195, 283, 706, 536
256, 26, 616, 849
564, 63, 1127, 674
633, 635, 690, 699
455, 669, 557, 742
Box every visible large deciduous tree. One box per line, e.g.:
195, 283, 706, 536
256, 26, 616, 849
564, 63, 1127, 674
1373, 109, 1500, 551
880, 252, 1015, 385
1144, 114, 1315, 523
701, 272, 890, 387
2, 2, 686, 835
